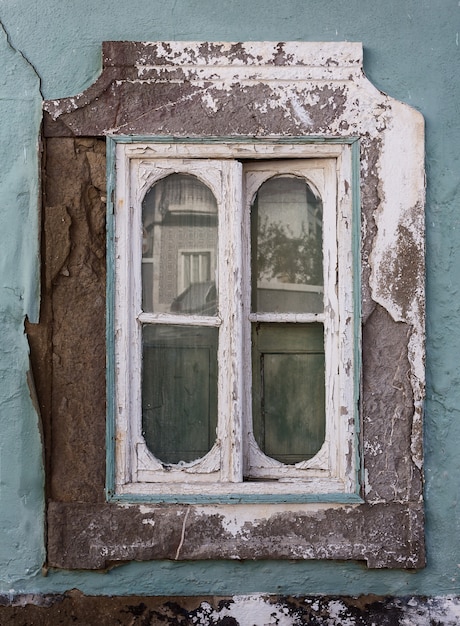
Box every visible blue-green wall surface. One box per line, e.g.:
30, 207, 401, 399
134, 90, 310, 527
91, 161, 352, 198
0, 0, 459, 597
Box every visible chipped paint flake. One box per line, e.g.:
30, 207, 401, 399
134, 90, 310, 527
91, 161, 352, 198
192, 595, 301, 626
289, 95, 314, 127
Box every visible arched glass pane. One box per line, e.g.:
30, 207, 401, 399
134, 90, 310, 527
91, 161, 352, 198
251, 175, 323, 314
141, 174, 219, 465
142, 173, 218, 315
250, 175, 325, 464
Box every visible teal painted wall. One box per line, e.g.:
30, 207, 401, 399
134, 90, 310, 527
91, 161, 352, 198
0, 0, 459, 596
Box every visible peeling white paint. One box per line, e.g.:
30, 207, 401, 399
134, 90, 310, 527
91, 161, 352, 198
192, 595, 301, 626
115, 142, 356, 497
200, 90, 219, 112
364, 441, 383, 456
328, 600, 358, 626
290, 95, 314, 127
177, 595, 460, 625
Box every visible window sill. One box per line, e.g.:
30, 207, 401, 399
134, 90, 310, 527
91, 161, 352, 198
47, 500, 424, 569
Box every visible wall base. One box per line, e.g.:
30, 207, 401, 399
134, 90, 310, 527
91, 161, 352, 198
1, 592, 460, 625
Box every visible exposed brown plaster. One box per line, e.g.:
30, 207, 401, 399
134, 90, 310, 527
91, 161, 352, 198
31, 138, 107, 504
42, 43, 363, 138
362, 305, 422, 503
44, 206, 71, 285
45, 82, 351, 138
381, 207, 425, 321
293, 85, 348, 131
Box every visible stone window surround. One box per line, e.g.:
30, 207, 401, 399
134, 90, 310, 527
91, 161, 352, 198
36, 41, 425, 569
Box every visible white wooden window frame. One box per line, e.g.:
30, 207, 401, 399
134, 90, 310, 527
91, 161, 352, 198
113, 140, 357, 499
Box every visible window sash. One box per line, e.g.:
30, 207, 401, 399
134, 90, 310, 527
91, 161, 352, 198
242, 160, 338, 480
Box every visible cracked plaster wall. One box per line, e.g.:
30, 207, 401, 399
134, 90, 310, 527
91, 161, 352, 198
0, 0, 459, 617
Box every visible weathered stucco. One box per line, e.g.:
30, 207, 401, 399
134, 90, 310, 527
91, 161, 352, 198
0, 21, 45, 585
2, 0, 460, 612
47, 501, 424, 570
31, 42, 426, 570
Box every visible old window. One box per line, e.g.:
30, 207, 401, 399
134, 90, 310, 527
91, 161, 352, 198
110, 140, 358, 500
40, 41, 425, 569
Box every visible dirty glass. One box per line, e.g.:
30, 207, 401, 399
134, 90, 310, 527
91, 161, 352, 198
251, 323, 325, 463
251, 176, 325, 464
142, 173, 218, 315
141, 174, 219, 465
142, 324, 218, 465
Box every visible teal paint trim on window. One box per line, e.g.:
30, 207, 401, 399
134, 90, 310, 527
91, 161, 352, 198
108, 135, 360, 146
105, 136, 117, 499
105, 135, 361, 502
351, 138, 362, 497
108, 492, 364, 505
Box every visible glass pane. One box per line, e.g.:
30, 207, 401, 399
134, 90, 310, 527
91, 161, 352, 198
142, 173, 218, 315
252, 323, 325, 464
142, 325, 218, 465
251, 175, 323, 314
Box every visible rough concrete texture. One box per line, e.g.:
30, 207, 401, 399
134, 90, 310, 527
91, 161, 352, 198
1, 593, 460, 625
28, 138, 107, 504
362, 305, 422, 502
47, 501, 424, 569
30, 42, 426, 570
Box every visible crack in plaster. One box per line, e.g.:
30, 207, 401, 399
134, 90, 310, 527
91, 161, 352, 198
174, 507, 190, 560
0, 20, 43, 99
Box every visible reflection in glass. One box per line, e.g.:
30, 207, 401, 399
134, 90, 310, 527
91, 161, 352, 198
142, 325, 218, 464
142, 174, 218, 315
251, 175, 323, 314
250, 176, 326, 466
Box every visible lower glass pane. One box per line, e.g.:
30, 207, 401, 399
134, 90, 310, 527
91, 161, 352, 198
252, 323, 325, 464
142, 325, 218, 465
